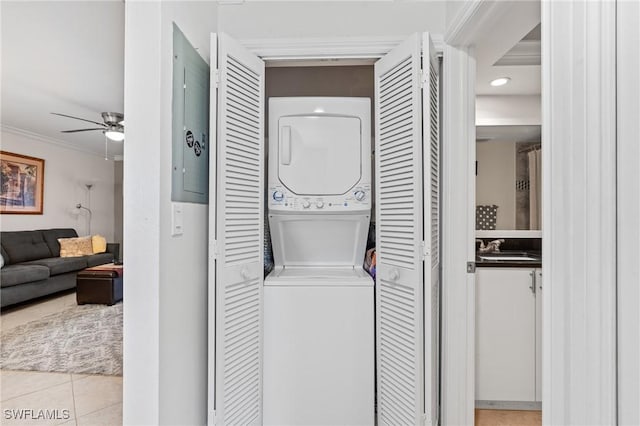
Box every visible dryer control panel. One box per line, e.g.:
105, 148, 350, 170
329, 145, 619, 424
268, 185, 371, 212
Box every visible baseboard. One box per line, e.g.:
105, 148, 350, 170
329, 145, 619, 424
475, 400, 542, 411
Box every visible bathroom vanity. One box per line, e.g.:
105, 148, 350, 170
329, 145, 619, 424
475, 252, 542, 409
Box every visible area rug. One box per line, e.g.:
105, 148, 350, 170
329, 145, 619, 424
1, 303, 122, 376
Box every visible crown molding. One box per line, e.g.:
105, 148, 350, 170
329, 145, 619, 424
445, 0, 504, 46
0, 124, 115, 160
240, 34, 444, 62
494, 40, 541, 66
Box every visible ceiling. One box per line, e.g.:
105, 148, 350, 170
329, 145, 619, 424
1, 1, 125, 158
474, 1, 541, 96
0, 1, 537, 158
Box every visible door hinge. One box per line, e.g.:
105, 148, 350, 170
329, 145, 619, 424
210, 239, 219, 260
420, 69, 429, 88
467, 261, 476, 273
538, 270, 542, 292
421, 240, 429, 260
212, 69, 220, 88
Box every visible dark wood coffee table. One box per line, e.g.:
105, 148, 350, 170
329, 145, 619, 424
76, 263, 123, 305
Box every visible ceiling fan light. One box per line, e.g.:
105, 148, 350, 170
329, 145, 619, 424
105, 130, 125, 142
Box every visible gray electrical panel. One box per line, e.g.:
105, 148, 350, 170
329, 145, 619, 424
172, 23, 209, 203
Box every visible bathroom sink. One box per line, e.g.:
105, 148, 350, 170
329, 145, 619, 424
477, 251, 541, 262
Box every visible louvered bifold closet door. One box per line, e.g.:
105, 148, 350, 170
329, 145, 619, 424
421, 33, 440, 426
374, 33, 425, 425
214, 32, 265, 426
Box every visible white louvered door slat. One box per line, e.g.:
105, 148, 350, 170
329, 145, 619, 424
215, 32, 264, 426
375, 33, 424, 426
422, 33, 440, 426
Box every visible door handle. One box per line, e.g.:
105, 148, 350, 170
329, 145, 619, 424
280, 126, 291, 165
241, 267, 252, 280
529, 270, 536, 294
389, 268, 400, 282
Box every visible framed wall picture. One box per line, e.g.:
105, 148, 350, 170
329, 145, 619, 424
0, 151, 45, 214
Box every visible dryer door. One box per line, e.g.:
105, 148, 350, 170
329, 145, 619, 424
277, 115, 362, 195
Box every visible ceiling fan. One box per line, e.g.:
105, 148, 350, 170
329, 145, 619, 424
51, 112, 124, 141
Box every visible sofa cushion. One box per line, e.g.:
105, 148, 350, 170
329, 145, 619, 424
0, 231, 52, 264
24, 257, 87, 276
0, 264, 50, 288
85, 253, 114, 267
41, 228, 78, 257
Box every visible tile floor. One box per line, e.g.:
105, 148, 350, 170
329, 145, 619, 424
2, 293, 542, 426
1, 292, 122, 426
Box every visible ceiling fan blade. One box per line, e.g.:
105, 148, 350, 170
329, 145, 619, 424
61, 128, 105, 133
51, 112, 106, 127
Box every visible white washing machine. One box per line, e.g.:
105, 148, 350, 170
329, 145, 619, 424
264, 97, 374, 425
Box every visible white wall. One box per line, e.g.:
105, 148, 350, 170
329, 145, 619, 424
441, 43, 476, 426
542, 1, 617, 424
124, 1, 217, 425
0, 129, 115, 240
113, 161, 123, 256
219, 1, 445, 39
158, 3, 217, 425
476, 95, 541, 126
617, 0, 640, 424
476, 141, 515, 230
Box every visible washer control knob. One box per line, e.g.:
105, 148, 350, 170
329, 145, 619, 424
272, 191, 284, 202
354, 190, 366, 201
316, 200, 324, 209
302, 200, 311, 209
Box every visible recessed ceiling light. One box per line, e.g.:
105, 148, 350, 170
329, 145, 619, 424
490, 77, 511, 87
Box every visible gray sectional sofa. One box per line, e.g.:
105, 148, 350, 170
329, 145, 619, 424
0, 228, 118, 308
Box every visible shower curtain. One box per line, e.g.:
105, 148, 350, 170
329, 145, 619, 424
528, 149, 542, 229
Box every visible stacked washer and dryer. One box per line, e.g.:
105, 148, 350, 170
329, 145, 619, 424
264, 97, 374, 425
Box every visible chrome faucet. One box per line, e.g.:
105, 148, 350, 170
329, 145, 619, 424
477, 239, 505, 253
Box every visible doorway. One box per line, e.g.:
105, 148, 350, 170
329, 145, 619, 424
473, 10, 542, 426
209, 33, 441, 425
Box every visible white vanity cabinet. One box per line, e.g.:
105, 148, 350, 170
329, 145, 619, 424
475, 267, 542, 405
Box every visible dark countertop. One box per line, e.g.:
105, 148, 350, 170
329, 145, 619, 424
476, 258, 542, 268
475, 251, 542, 268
